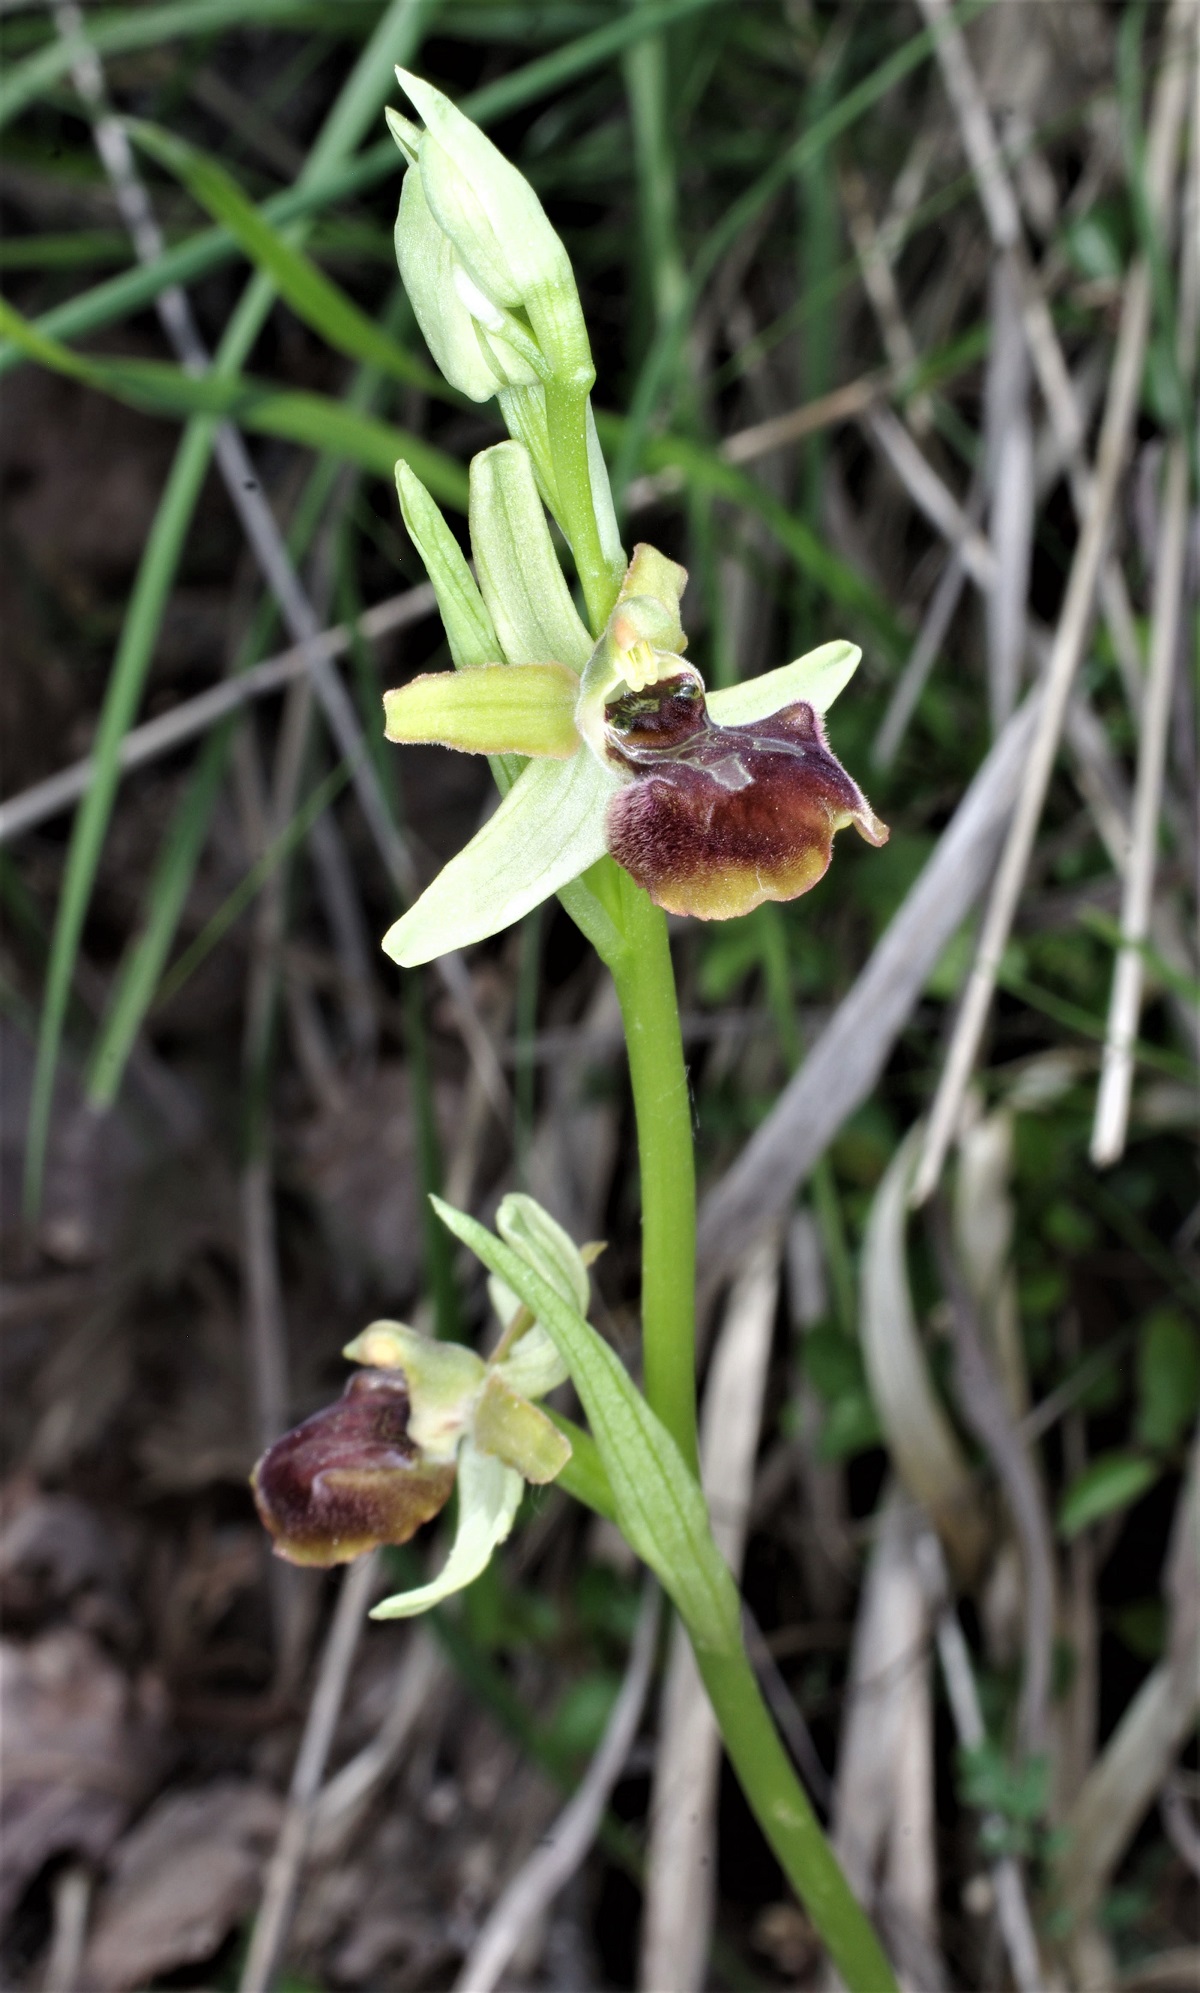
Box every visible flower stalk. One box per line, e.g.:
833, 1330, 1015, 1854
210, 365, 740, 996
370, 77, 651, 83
602, 871, 699, 1474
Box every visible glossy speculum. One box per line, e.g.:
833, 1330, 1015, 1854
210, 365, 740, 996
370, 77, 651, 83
604, 676, 887, 921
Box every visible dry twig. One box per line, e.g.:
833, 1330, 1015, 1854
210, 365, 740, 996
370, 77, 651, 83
453, 1581, 660, 1993
240, 1552, 380, 1993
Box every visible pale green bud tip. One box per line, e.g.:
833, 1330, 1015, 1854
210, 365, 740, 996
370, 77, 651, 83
385, 103, 420, 166
391, 68, 593, 397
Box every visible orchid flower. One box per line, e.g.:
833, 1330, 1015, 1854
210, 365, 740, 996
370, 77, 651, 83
252, 1196, 590, 1618
381, 447, 888, 968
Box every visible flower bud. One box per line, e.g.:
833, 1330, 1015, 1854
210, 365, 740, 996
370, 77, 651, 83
251, 1370, 456, 1568
390, 72, 594, 401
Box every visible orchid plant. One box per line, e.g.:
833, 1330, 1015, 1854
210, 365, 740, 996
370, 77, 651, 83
252, 69, 897, 1993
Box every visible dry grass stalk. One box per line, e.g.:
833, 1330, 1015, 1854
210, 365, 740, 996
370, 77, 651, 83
697, 692, 1042, 1301
912, 0, 1193, 1201
455, 1582, 659, 1993
239, 1551, 380, 1993
1056, 1427, 1200, 1929
916, 1534, 1045, 1993
858, 1131, 988, 1583
826, 1493, 944, 1993
982, 257, 1034, 731
0, 586, 438, 847
1093, 33, 1199, 1161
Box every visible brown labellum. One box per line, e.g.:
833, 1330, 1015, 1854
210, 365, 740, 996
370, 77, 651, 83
604, 679, 888, 920
251, 1370, 457, 1568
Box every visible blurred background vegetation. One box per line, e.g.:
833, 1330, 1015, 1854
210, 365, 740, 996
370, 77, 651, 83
0, 1, 1196, 1989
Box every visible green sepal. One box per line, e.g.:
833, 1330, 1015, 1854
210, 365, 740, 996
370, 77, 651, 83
432, 1197, 741, 1654
383, 663, 581, 759
343, 1319, 484, 1464
707, 640, 861, 724
394, 461, 523, 793
395, 461, 498, 670
585, 398, 626, 585
469, 442, 592, 671
496, 389, 625, 591
472, 1370, 572, 1484
370, 1437, 523, 1619
381, 748, 620, 967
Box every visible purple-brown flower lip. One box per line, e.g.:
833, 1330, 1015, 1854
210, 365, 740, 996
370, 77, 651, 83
251, 1369, 457, 1568
602, 676, 888, 921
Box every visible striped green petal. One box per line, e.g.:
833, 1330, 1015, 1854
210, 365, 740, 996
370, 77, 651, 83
383, 662, 580, 758
370, 1438, 523, 1619
707, 640, 861, 725
469, 442, 592, 670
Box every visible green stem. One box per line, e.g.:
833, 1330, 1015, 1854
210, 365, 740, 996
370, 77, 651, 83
606, 876, 699, 1475
696, 1643, 898, 1993
543, 382, 618, 632
539, 309, 892, 1993
603, 895, 895, 1990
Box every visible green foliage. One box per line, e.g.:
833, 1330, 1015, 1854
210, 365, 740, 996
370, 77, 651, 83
803, 1325, 883, 1461
545, 1670, 622, 1760
1135, 1308, 1200, 1452
959, 1743, 1051, 1861
1058, 1452, 1160, 1541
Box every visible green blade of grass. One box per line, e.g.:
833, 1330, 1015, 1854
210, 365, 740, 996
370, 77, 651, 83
0, 285, 902, 649
0, 0, 378, 131
611, 0, 995, 497
23, 0, 432, 1215
23, 413, 221, 1214
126, 119, 448, 398
152, 760, 352, 1012
0, 0, 726, 380
86, 721, 232, 1110
0, 293, 469, 501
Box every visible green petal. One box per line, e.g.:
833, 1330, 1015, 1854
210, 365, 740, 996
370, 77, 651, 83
383, 663, 580, 758
469, 442, 591, 670
381, 749, 620, 966
395, 462, 497, 670
370, 1438, 523, 1619
472, 1371, 572, 1483
342, 1320, 484, 1464
706, 640, 861, 725
497, 1193, 591, 1316
493, 1322, 569, 1400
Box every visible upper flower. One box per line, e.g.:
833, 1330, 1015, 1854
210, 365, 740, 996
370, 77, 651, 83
380, 448, 887, 968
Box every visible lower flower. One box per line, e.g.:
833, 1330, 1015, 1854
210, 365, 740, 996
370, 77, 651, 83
250, 1196, 584, 1612
251, 1369, 456, 1568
